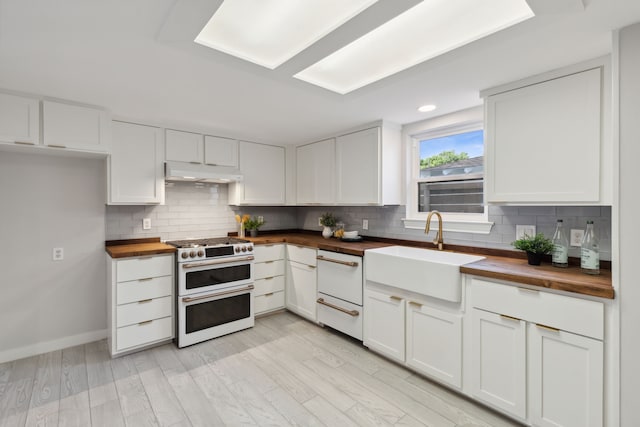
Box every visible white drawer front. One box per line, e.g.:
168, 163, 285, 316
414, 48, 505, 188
317, 293, 363, 340
116, 296, 172, 328
116, 255, 172, 282
254, 275, 285, 296
255, 290, 285, 314
317, 250, 363, 305
254, 260, 285, 280
117, 275, 173, 305
287, 244, 317, 266
470, 278, 604, 339
116, 316, 172, 351
253, 244, 285, 263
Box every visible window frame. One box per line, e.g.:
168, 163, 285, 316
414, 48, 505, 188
403, 108, 493, 234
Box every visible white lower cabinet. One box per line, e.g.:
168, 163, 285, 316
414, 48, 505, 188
107, 253, 174, 357
363, 287, 405, 362
285, 245, 317, 321
253, 244, 286, 315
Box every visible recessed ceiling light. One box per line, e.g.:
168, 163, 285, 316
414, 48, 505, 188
418, 105, 437, 113
195, 0, 379, 70
295, 0, 534, 94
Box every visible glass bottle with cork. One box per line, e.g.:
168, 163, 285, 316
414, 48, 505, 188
551, 219, 569, 268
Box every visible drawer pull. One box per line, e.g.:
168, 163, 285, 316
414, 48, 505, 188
264, 276, 274, 280
189, 161, 201, 164
138, 277, 153, 282
205, 163, 218, 166
265, 292, 274, 297
138, 320, 153, 326
14, 140, 35, 145
47, 144, 67, 149
308, 265, 316, 269
389, 296, 402, 302
317, 298, 359, 317
536, 323, 560, 332
518, 287, 539, 294
138, 299, 153, 304
316, 255, 359, 267
500, 314, 520, 322
264, 260, 275, 264
408, 301, 423, 308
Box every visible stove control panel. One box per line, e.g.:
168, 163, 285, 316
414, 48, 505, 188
177, 244, 253, 261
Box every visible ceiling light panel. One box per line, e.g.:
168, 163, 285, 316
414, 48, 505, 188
195, 0, 379, 70
295, 0, 534, 94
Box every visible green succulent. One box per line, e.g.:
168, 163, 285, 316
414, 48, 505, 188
512, 233, 554, 254
244, 216, 265, 230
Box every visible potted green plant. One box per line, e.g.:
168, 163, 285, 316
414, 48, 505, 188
244, 216, 265, 237
512, 233, 555, 265
319, 212, 338, 239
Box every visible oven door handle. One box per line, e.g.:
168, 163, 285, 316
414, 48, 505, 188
181, 284, 254, 303
182, 255, 254, 269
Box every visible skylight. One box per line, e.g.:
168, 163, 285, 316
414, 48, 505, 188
294, 0, 535, 94
195, 0, 379, 70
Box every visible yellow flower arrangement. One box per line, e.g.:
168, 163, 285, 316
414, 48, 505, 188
235, 214, 251, 237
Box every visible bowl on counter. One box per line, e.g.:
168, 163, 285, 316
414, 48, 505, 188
343, 231, 359, 239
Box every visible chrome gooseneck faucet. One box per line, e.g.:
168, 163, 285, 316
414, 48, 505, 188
424, 210, 444, 251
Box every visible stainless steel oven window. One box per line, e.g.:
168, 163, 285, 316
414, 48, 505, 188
185, 264, 251, 290
185, 293, 251, 334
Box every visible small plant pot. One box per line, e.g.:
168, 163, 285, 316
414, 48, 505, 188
526, 252, 543, 266
250, 229, 258, 238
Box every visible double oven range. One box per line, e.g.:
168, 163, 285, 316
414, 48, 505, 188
166, 237, 255, 348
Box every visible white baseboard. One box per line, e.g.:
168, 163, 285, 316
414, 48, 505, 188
0, 329, 108, 364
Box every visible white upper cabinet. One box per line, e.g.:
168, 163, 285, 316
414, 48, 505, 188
296, 138, 335, 204
0, 93, 40, 145
165, 129, 203, 163
204, 135, 238, 168
230, 141, 285, 205
483, 62, 610, 205
109, 121, 164, 205
42, 100, 110, 152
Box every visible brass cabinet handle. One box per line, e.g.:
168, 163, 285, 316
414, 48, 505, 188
264, 260, 275, 264
14, 141, 35, 145
138, 277, 153, 282
408, 301, 423, 308
316, 255, 358, 267
389, 296, 402, 302
518, 287, 539, 294
500, 314, 520, 322
317, 298, 359, 317
138, 320, 153, 326
308, 265, 316, 269
536, 323, 560, 332
265, 292, 274, 297
189, 161, 201, 164
47, 144, 67, 149
205, 163, 218, 166
138, 299, 153, 304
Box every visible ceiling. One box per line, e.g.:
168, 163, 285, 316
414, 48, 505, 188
1, 0, 639, 145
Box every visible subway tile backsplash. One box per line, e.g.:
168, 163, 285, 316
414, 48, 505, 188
106, 184, 611, 260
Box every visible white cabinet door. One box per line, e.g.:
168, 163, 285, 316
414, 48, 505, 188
470, 308, 527, 420
529, 324, 603, 427
42, 100, 110, 152
204, 135, 238, 167
296, 138, 335, 204
363, 287, 405, 362
109, 121, 164, 205
165, 129, 203, 163
406, 300, 462, 388
0, 93, 39, 145
286, 260, 317, 321
336, 127, 380, 204
235, 141, 285, 205
485, 68, 602, 203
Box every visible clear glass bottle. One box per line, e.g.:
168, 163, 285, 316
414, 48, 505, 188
551, 219, 569, 268
581, 220, 600, 275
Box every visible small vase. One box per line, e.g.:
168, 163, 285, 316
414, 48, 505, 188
250, 229, 258, 237
526, 252, 543, 266
322, 226, 333, 239
239, 222, 245, 238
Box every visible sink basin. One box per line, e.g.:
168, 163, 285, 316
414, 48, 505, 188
364, 246, 485, 302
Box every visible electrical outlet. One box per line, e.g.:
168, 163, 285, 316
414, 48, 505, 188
362, 219, 369, 230
570, 229, 585, 247
515, 225, 536, 240
258, 216, 264, 223
52, 247, 64, 261
318, 217, 322, 227
142, 218, 151, 230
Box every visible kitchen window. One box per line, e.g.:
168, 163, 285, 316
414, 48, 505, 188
403, 107, 493, 233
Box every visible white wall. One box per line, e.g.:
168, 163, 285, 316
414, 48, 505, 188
618, 22, 640, 427
0, 151, 106, 363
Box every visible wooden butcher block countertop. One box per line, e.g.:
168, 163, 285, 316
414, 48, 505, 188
105, 237, 176, 258
243, 231, 614, 299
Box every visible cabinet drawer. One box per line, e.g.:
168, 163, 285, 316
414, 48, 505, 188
470, 278, 603, 339
317, 293, 363, 340
116, 316, 172, 351
116, 255, 172, 282
255, 290, 285, 315
117, 275, 172, 305
116, 296, 172, 328
287, 245, 317, 266
253, 244, 285, 263
317, 250, 363, 305
254, 260, 284, 280
254, 275, 285, 296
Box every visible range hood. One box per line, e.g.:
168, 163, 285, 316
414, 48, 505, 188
164, 161, 243, 183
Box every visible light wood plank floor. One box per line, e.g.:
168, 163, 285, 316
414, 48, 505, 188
0, 311, 522, 427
